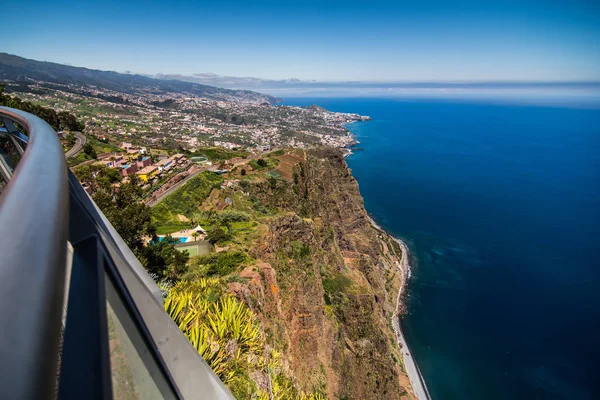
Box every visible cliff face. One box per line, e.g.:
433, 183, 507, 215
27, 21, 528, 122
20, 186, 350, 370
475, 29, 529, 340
237, 149, 414, 399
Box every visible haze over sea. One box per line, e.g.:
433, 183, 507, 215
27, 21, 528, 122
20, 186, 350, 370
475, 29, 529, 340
285, 94, 600, 399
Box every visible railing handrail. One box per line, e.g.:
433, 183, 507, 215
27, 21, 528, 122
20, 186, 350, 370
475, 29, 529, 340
0, 106, 69, 399
0, 106, 234, 399
67, 172, 234, 399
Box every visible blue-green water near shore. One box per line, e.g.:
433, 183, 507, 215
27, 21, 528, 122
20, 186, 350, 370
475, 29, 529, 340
285, 96, 600, 399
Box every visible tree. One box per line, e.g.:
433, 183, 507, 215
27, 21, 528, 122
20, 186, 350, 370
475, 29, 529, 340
269, 176, 278, 190
93, 177, 156, 253
0, 89, 84, 131
143, 235, 189, 279
206, 226, 230, 245
73, 164, 120, 194
79, 171, 190, 278
239, 180, 250, 192
66, 133, 76, 147
83, 142, 97, 159
192, 231, 200, 242
240, 168, 246, 176
257, 158, 268, 168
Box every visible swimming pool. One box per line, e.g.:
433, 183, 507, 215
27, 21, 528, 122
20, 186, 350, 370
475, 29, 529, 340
149, 236, 189, 244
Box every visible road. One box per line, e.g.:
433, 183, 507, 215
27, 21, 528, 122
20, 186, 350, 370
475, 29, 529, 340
65, 132, 86, 158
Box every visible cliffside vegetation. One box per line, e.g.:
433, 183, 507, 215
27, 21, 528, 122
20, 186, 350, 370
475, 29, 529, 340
146, 148, 414, 399
71, 145, 412, 399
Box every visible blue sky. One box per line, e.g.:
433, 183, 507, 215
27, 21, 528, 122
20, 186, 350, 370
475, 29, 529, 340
2, 0, 600, 81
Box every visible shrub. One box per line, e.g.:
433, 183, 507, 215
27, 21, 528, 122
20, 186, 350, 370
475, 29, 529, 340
239, 179, 251, 191
206, 226, 231, 245
164, 280, 261, 385
322, 273, 353, 305
322, 274, 352, 294
185, 251, 246, 278
215, 210, 251, 224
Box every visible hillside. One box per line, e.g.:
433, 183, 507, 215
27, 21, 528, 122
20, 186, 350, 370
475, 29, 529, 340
150, 148, 415, 399
0, 53, 277, 104
0, 55, 367, 152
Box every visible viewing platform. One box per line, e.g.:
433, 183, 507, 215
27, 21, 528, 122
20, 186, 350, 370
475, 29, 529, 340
0, 106, 234, 399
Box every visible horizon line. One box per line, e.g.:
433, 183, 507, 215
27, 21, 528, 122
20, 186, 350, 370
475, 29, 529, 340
2, 52, 599, 86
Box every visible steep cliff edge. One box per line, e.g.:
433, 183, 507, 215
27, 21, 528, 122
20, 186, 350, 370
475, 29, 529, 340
153, 148, 416, 398
237, 149, 415, 399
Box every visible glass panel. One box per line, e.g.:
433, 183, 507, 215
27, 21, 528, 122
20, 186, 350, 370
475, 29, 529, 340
105, 273, 177, 400
0, 134, 22, 172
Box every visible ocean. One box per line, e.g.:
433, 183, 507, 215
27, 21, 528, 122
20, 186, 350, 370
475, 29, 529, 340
284, 96, 600, 399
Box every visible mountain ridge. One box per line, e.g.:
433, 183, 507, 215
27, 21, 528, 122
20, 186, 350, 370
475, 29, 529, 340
0, 53, 278, 104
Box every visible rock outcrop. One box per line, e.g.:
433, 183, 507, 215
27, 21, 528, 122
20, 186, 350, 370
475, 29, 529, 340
234, 149, 414, 399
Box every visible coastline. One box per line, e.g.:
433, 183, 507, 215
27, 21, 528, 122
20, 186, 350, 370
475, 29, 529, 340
367, 216, 431, 400
342, 109, 428, 398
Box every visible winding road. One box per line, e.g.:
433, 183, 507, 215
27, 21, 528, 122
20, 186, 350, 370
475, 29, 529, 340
65, 132, 86, 158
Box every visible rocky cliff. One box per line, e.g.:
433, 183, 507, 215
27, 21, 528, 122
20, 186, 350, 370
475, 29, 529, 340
232, 149, 415, 399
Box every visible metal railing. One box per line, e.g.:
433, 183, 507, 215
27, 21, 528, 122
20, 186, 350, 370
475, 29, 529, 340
0, 106, 234, 399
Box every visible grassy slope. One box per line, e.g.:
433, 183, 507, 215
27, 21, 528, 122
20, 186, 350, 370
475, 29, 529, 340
151, 171, 224, 225
196, 146, 248, 161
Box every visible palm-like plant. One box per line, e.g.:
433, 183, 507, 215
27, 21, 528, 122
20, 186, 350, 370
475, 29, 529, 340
164, 279, 327, 399
165, 280, 262, 384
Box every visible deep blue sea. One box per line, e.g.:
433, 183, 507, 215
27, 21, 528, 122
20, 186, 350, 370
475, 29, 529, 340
285, 96, 600, 400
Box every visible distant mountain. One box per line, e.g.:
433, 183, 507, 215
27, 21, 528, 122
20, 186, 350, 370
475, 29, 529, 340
0, 53, 278, 104
155, 72, 310, 90
154, 71, 600, 97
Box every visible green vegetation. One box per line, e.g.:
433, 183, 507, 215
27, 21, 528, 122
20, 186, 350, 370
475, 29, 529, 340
249, 156, 279, 171
67, 151, 93, 166
87, 135, 123, 154
268, 149, 285, 156
73, 164, 188, 278
74, 164, 121, 193
143, 235, 189, 279
71, 144, 402, 398
196, 146, 248, 162
66, 135, 123, 167
183, 251, 247, 279
164, 279, 262, 391
322, 274, 352, 294
290, 240, 312, 267
165, 279, 327, 400
206, 226, 231, 245
0, 84, 84, 131
152, 172, 223, 225
82, 142, 96, 158
156, 225, 189, 235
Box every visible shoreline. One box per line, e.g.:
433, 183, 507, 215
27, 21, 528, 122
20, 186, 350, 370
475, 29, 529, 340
367, 216, 431, 400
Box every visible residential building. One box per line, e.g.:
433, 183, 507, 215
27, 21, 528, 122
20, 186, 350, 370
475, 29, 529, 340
137, 156, 152, 168
136, 165, 159, 182
120, 163, 138, 177
156, 158, 174, 172
171, 154, 186, 164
